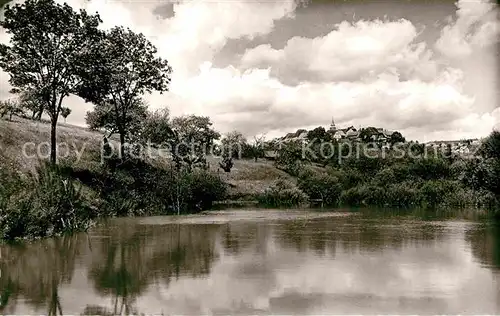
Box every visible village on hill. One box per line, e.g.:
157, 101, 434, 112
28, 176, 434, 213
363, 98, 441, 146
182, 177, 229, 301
279, 119, 396, 144
264, 118, 482, 159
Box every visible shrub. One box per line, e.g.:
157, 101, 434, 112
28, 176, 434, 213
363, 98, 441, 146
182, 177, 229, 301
385, 182, 421, 207
372, 167, 397, 188
297, 169, 342, 206
409, 158, 451, 180
274, 141, 304, 176
66, 158, 228, 216
475, 190, 499, 209
339, 186, 366, 207
257, 179, 308, 207
441, 187, 476, 208
342, 154, 385, 176
0, 162, 95, 240
183, 170, 228, 211
339, 185, 386, 207
390, 163, 413, 182
333, 168, 364, 190
419, 180, 459, 208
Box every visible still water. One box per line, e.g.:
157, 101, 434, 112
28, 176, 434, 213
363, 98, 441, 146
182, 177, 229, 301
1, 208, 500, 314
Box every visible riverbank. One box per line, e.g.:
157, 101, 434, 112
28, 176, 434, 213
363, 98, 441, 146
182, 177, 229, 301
2, 117, 500, 241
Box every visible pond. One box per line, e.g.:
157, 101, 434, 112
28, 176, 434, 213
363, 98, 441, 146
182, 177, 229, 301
1, 208, 500, 314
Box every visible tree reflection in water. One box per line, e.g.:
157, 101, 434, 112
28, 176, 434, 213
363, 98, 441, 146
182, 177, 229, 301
84, 222, 220, 314
0, 234, 88, 315
1, 211, 500, 314
465, 219, 500, 310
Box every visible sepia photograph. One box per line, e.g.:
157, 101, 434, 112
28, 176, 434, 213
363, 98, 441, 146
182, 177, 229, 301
0, 0, 499, 314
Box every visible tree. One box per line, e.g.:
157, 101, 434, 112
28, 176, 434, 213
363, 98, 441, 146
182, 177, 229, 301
77, 26, 172, 158
479, 130, 500, 160
275, 140, 305, 176
60, 107, 71, 123
359, 127, 379, 142
389, 131, 405, 146
0, 0, 103, 164
85, 98, 148, 143
248, 134, 266, 162
221, 131, 247, 159
169, 115, 220, 172
219, 156, 233, 172
140, 108, 174, 146
0, 98, 23, 120
18, 89, 45, 120
307, 126, 330, 142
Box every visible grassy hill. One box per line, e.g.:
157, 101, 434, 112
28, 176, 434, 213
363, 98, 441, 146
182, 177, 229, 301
0, 117, 293, 199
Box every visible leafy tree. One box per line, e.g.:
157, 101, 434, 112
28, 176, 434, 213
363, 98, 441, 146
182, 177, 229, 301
479, 130, 500, 160
219, 156, 233, 172
275, 140, 305, 176
169, 115, 220, 172
140, 108, 174, 146
0, 0, 103, 164
248, 134, 266, 162
85, 98, 148, 142
298, 169, 342, 206
389, 131, 405, 145
409, 158, 450, 180
359, 127, 379, 142
77, 26, 172, 158
0, 98, 23, 120
60, 107, 71, 123
307, 126, 330, 142
221, 130, 247, 159
18, 89, 45, 120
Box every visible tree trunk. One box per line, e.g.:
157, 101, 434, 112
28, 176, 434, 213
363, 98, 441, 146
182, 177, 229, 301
119, 132, 125, 159
50, 119, 57, 164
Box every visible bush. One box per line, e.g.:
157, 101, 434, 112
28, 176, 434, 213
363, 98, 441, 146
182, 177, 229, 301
419, 180, 459, 207
297, 169, 342, 206
66, 158, 228, 216
339, 185, 386, 207
409, 158, 451, 180
372, 168, 397, 188
183, 169, 228, 211
390, 163, 413, 182
385, 182, 421, 207
332, 168, 364, 190
339, 186, 365, 207
258, 179, 308, 207
274, 141, 304, 176
342, 154, 385, 176
0, 162, 95, 240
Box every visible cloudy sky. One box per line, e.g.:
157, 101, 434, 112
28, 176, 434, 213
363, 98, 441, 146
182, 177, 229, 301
0, 0, 499, 142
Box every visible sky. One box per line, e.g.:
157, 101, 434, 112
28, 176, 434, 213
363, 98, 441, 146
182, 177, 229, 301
0, 0, 499, 142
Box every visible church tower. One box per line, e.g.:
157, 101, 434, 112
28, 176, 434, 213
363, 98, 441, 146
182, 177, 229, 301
328, 117, 337, 132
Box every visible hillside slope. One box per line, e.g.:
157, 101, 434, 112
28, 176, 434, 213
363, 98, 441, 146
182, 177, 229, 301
0, 117, 293, 198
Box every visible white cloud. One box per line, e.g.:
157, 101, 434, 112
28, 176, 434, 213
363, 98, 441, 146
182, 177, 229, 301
62, 0, 298, 76
435, 0, 499, 58
241, 19, 438, 84
155, 64, 482, 140
0, 0, 498, 142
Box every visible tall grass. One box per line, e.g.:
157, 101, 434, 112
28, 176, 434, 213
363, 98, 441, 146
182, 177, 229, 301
0, 162, 95, 241
257, 179, 308, 207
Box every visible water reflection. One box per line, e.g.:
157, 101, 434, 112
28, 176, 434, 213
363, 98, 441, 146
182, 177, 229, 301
0, 235, 88, 315
0, 210, 499, 314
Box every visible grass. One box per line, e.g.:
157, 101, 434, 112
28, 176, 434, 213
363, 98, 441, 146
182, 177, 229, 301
1, 117, 298, 202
